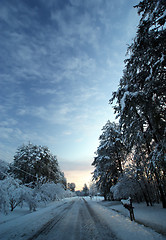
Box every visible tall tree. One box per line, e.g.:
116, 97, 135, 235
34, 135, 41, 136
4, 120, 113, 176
92, 121, 126, 200
110, 0, 166, 207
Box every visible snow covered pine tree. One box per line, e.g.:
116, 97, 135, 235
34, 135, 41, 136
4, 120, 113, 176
110, 0, 166, 208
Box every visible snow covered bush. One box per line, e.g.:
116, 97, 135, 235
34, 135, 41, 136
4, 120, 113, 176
0, 176, 40, 213
64, 189, 76, 198
0, 176, 22, 213
0, 175, 76, 214
0, 181, 9, 214
23, 187, 39, 211
39, 182, 64, 202
110, 175, 138, 200
38, 182, 75, 202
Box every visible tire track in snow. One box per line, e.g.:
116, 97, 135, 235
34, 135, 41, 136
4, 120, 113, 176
27, 201, 75, 240
27, 198, 119, 240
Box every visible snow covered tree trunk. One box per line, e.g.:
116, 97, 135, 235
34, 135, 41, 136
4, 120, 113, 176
153, 167, 166, 208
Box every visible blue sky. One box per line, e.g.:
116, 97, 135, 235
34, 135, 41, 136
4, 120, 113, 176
0, 0, 139, 189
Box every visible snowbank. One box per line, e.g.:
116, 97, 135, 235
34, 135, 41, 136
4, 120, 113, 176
98, 201, 166, 236
88, 200, 166, 240
0, 197, 77, 240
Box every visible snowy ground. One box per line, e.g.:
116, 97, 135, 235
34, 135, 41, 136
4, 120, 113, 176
98, 200, 166, 236
0, 197, 166, 240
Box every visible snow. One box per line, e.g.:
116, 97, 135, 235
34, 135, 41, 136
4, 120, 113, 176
98, 200, 166, 237
0, 197, 166, 240
120, 91, 128, 111
120, 91, 139, 112
121, 198, 131, 205
89, 202, 166, 240
0, 198, 76, 240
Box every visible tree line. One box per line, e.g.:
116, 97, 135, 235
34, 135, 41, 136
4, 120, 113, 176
92, 0, 166, 208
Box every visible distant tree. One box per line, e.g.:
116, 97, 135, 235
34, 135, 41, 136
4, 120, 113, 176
59, 172, 67, 190
89, 182, 98, 197
82, 184, 89, 196
67, 182, 76, 192
10, 143, 65, 186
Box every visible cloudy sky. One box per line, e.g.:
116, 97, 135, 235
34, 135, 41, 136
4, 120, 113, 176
0, 0, 139, 190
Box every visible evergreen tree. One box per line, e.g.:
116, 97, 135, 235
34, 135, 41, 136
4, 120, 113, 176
110, 0, 166, 207
82, 184, 89, 196
67, 182, 76, 192
92, 121, 126, 200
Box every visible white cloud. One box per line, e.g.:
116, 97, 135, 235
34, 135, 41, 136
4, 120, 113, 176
50, 3, 102, 51
34, 88, 59, 95
62, 131, 72, 136
0, 5, 9, 22
0, 119, 17, 127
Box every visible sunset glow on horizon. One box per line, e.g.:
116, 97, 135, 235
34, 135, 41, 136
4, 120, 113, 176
64, 168, 94, 191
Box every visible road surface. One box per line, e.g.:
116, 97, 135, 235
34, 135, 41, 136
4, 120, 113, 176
28, 198, 118, 240
1, 197, 166, 240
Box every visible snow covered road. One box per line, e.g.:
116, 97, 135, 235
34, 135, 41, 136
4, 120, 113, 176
0, 197, 166, 240
27, 198, 117, 240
